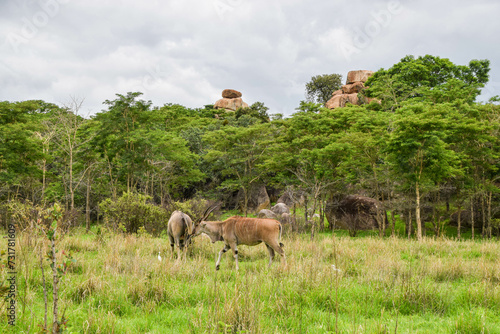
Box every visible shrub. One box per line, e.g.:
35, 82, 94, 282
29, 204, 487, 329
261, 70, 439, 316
99, 192, 168, 235
171, 197, 219, 221
5, 199, 76, 232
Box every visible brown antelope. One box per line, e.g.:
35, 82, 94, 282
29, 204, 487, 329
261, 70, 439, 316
167, 204, 219, 261
189, 216, 286, 270
167, 210, 194, 260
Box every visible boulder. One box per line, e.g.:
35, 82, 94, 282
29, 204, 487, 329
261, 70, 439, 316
341, 81, 365, 94
258, 209, 278, 219
346, 70, 374, 84
332, 89, 343, 96
325, 93, 358, 109
277, 189, 303, 207
236, 184, 270, 213
325, 69, 375, 110
214, 97, 249, 111
280, 212, 291, 224
325, 95, 343, 109
325, 195, 387, 231
344, 93, 358, 105
271, 203, 290, 216
222, 89, 242, 99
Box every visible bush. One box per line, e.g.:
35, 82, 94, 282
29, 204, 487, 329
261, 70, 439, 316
99, 192, 168, 235
5, 199, 76, 232
171, 197, 219, 221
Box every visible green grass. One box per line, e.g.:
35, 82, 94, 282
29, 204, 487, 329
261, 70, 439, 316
2, 226, 500, 333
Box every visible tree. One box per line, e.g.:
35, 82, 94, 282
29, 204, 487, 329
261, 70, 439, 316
53, 98, 92, 210
92, 92, 203, 203
365, 55, 490, 110
335, 108, 393, 236
0, 101, 49, 200
305, 74, 343, 106
385, 103, 463, 240
446, 103, 500, 239
267, 108, 352, 232
235, 102, 270, 123
203, 123, 272, 216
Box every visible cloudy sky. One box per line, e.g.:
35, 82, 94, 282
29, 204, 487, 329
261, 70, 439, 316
1, 0, 500, 117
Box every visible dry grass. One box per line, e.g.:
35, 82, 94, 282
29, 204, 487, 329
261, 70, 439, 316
4, 229, 500, 333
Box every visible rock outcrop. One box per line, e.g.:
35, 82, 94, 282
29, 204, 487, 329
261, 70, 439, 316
214, 89, 248, 111
271, 203, 290, 216
258, 209, 278, 219
325, 70, 376, 109
236, 184, 270, 213
346, 70, 374, 84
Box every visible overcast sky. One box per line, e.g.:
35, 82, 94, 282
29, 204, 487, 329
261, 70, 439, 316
1, 0, 500, 117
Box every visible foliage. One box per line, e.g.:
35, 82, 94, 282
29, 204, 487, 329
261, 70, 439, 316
365, 55, 490, 110
0, 101, 47, 183
305, 73, 343, 105
203, 123, 274, 214
235, 101, 270, 124
0, 54, 498, 239
99, 192, 168, 235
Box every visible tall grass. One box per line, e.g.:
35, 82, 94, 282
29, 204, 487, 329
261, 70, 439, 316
2, 227, 499, 333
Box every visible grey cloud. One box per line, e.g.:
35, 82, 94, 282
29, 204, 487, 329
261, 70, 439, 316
1, 0, 499, 114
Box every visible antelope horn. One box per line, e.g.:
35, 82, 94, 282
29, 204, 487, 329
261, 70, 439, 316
195, 202, 220, 225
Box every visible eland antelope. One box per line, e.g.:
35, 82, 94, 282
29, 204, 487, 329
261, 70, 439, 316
189, 216, 286, 270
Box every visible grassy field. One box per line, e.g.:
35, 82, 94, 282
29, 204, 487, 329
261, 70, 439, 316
2, 225, 500, 333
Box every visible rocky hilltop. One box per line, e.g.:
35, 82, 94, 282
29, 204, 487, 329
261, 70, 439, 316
214, 89, 249, 111
325, 70, 375, 109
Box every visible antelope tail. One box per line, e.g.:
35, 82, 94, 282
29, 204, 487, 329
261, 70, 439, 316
279, 224, 284, 248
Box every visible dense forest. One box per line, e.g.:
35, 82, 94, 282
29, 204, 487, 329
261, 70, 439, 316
1, 55, 499, 240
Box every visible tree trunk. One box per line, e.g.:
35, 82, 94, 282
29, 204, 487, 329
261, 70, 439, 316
42, 157, 47, 205
487, 191, 492, 239
481, 194, 486, 238
304, 195, 309, 223
415, 182, 422, 240
470, 197, 475, 240
86, 176, 91, 232
243, 187, 249, 217
457, 207, 462, 240
69, 146, 75, 210
390, 210, 396, 237
407, 209, 412, 239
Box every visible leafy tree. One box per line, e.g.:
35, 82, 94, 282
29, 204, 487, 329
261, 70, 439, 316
385, 103, 463, 240
92, 92, 203, 202
295, 101, 323, 114
365, 55, 490, 110
305, 73, 343, 105
0, 101, 47, 195
447, 103, 500, 238
235, 102, 270, 123
52, 98, 93, 210
335, 108, 393, 235
203, 123, 272, 216
267, 108, 353, 230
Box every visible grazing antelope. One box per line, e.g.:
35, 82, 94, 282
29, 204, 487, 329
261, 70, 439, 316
167, 204, 220, 261
189, 216, 286, 270
167, 210, 194, 261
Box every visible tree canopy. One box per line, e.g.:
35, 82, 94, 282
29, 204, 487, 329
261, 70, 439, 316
1, 54, 498, 240
365, 55, 490, 110
305, 73, 343, 105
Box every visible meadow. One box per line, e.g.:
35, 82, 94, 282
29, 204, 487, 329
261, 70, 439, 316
2, 224, 500, 334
